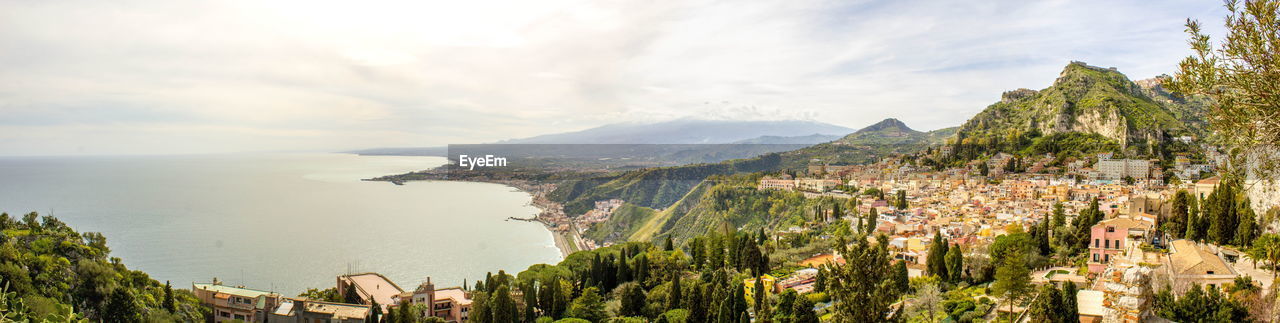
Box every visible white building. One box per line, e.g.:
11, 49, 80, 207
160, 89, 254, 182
1096, 158, 1151, 180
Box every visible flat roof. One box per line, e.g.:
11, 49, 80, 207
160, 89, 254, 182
433, 287, 472, 306
342, 273, 403, 306
193, 283, 276, 298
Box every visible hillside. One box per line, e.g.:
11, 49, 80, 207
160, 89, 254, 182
552, 118, 950, 219
949, 62, 1200, 160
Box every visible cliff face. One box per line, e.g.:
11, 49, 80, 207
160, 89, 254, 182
952, 62, 1194, 152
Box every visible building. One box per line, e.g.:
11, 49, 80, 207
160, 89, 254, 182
338, 273, 405, 312
1096, 158, 1152, 181
192, 281, 281, 322
1087, 216, 1154, 273
776, 268, 818, 294
432, 287, 473, 322
758, 176, 796, 190
269, 298, 370, 323
1166, 240, 1238, 291
395, 279, 437, 318
742, 275, 777, 303
1194, 176, 1221, 200
796, 178, 840, 192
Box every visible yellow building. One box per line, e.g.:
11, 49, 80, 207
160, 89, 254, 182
743, 275, 777, 303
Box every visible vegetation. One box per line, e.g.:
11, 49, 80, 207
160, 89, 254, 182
1171, 0, 1280, 183
0, 212, 206, 322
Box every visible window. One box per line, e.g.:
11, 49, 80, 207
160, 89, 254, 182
1094, 239, 1100, 248
219, 311, 230, 318
234, 314, 246, 320
1104, 254, 1110, 262
1207, 271, 1215, 275
1107, 226, 1115, 233
1105, 240, 1110, 248
1093, 254, 1099, 262
1115, 240, 1122, 248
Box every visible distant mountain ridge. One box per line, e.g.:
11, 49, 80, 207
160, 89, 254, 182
499, 119, 856, 144
350, 119, 857, 156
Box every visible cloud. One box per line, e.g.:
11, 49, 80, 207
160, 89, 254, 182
0, 0, 1228, 155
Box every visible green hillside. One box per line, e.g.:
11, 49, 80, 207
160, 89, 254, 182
550, 119, 953, 215
949, 61, 1200, 160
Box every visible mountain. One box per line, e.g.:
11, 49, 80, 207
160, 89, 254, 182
731, 133, 843, 144
499, 119, 856, 144
949, 61, 1200, 159
549, 118, 952, 215
350, 119, 856, 158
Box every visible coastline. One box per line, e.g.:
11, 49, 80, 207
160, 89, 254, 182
363, 166, 586, 259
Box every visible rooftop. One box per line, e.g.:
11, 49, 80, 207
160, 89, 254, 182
433, 287, 472, 306
192, 283, 277, 299
1168, 240, 1234, 276
341, 273, 404, 306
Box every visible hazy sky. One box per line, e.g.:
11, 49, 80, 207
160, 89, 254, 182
1, 0, 1227, 155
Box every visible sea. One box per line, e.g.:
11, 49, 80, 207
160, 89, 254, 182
0, 153, 561, 294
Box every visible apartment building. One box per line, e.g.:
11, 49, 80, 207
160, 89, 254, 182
1087, 216, 1154, 273
192, 282, 281, 322
432, 287, 473, 322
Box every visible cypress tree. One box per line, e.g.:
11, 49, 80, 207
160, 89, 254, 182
668, 273, 682, 311
946, 244, 964, 282
162, 280, 175, 312
491, 285, 517, 323
1062, 282, 1079, 321
620, 283, 647, 317
792, 294, 818, 323
893, 261, 910, 294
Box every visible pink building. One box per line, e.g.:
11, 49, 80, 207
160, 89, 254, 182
1087, 217, 1154, 273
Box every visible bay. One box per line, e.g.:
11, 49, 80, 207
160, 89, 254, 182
0, 153, 561, 294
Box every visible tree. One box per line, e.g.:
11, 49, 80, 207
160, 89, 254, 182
825, 236, 901, 321
791, 293, 819, 323
893, 261, 911, 294
1169, 190, 1193, 239
906, 282, 941, 323
1247, 233, 1280, 279
864, 208, 879, 234
399, 299, 416, 323
344, 282, 362, 304
895, 190, 908, 210
368, 299, 382, 323
945, 244, 964, 282
667, 273, 682, 311
619, 283, 646, 317
926, 234, 949, 279
991, 247, 1032, 320
1170, 0, 1280, 183
567, 287, 607, 322
1061, 282, 1078, 321
162, 281, 175, 313
1051, 202, 1066, 228
102, 288, 139, 323
1026, 284, 1064, 323
1154, 284, 1251, 322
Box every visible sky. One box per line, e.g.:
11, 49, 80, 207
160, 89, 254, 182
0, 0, 1229, 156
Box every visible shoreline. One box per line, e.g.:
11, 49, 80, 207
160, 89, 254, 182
363, 166, 586, 259
414, 178, 581, 259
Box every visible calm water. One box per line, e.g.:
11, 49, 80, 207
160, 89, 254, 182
0, 153, 560, 294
